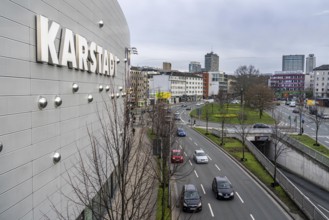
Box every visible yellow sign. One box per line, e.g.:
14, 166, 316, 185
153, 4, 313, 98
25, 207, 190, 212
306, 99, 315, 106
156, 92, 171, 99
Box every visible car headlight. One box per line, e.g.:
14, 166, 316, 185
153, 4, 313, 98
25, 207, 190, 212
197, 202, 202, 207
230, 192, 234, 196
218, 193, 223, 196
183, 203, 187, 207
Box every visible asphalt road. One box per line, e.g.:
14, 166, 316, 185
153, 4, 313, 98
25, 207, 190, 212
170, 124, 293, 220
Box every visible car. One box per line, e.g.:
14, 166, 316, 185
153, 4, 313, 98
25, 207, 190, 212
177, 128, 186, 137
212, 176, 234, 200
186, 106, 191, 110
289, 101, 296, 107
292, 108, 299, 113
318, 113, 329, 119
174, 112, 180, 120
180, 184, 202, 212
171, 149, 184, 163
193, 150, 208, 164
252, 123, 270, 128
181, 104, 187, 107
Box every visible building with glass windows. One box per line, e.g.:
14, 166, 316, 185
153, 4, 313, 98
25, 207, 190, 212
282, 55, 305, 72
205, 52, 219, 72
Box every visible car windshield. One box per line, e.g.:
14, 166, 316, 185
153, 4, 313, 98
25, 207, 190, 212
172, 151, 181, 156
218, 181, 231, 189
184, 191, 199, 199
196, 152, 206, 156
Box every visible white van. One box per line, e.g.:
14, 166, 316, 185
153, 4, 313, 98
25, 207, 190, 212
289, 101, 296, 107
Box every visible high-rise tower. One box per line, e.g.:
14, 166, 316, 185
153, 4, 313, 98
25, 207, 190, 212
282, 55, 305, 72
205, 52, 219, 72
306, 54, 316, 74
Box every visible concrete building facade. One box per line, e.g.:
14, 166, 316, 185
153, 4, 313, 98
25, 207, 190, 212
0, 1, 130, 219
282, 55, 305, 72
205, 52, 219, 72
313, 65, 329, 98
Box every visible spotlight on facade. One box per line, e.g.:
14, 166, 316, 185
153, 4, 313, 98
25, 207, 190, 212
98, 20, 104, 28
118, 86, 123, 91
38, 96, 48, 109
72, 83, 79, 93
53, 152, 61, 163
99, 85, 104, 92
124, 58, 127, 63
116, 58, 120, 64
105, 85, 110, 92
54, 96, 62, 107
88, 94, 93, 103
111, 93, 115, 99
0, 142, 3, 153
116, 93, 120, 98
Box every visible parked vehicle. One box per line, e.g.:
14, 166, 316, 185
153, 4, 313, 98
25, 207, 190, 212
289, 101, 296, 107
180, 184, 202, 212
174, 112, 180, 120
177, 128, 186, 137
292, 108, 299, 114
252, 123, 270, 128
212, 176, 235, 200
193, 150, 208, 164
171, 149, 184, 163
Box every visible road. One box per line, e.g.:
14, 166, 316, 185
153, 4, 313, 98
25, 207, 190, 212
170, 124, 293, 220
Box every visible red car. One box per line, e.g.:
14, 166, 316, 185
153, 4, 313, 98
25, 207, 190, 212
171, 149, 184, 163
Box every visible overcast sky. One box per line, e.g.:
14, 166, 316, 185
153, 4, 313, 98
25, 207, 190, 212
118, 0, 329, 74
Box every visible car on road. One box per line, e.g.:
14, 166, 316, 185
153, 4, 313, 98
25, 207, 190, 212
318, 113, 329, 119
212, 176, 234, 200
180, 184, 202, 212
177, 128, 186, 137
252, 123, 270, 128
292, 108, 299, 113
193, 150, 208, 164
171, 149, 184, 163
174, 112, 180, 120
186, 106, 191, 110
289, 101, 296, 107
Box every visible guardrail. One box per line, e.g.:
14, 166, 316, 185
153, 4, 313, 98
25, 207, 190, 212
210, 129, 328, 220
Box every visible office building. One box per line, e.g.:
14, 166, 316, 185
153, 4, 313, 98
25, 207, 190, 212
270, 71, 305, 93
205, 52, 219, 72
313, 65, 329, 98
0, 1, 130, 219
306, 54, 316, 74
189, 61, 202, 73
282, 55, 305, 72
163, 62, 172, 71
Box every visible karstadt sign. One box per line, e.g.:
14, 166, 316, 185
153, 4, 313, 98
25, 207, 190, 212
36, 15, 118, 77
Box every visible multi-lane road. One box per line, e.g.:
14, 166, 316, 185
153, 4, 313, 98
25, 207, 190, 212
170, 124, 293, 220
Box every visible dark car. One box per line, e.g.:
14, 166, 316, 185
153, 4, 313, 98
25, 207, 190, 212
180, 184, 202, 212
212, 176, 234, 200
252, 123, 270, 128
177, 128, 186, 137
171, 149, 184, 163
186, 106, 191, 110
292, 108, 299, 113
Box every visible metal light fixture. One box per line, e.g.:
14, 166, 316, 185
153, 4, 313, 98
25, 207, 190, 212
72, 83, 79, 93
116, 93, 120, 98
111, 93, 115, 99
88, 94, 93, 103
124, 58, 128, 63
122, 92, 126, 97
118, 86, 123, 91
98, 20, 104, 28
116, 58, 120, 64
0, 142, 3, 153
53, 152, 61, 163
99, 85, 103, 92
38, 96, 48, 109
54, 96, 62, 107
105, 85, 110, 92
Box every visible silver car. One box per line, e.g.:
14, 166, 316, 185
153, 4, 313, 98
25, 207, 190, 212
193, 150, 208, 164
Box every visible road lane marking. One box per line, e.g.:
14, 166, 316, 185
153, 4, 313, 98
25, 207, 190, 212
215, 164, 221, 171
194, 142, 198, 146
250, 214, 255, 220
200, 184, 206, 194
189, 160, 192, 166
189, 137, 192, 141
311, 128, 315, 131
208, 203, 214, 217
208, 155, 212, 160
194, 170, 199, 178
184, 152, 187, 157
179, 145, 182, 149
236, 192, 244, 203
325, 141, 329, 144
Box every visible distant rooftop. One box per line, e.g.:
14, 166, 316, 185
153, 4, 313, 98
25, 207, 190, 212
314, 65, 329, 71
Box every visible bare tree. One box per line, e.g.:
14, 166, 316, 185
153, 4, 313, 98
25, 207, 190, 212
234, 110, 250, 161
309, 105, 326, 146
270, 110, 290, 187
245, 84, 275, 119
51, 86, 157, 220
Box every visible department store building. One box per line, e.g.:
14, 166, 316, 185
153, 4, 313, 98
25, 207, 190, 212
0, 0, 130, 219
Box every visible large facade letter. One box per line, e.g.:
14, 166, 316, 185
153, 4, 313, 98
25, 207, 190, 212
59, 28, 77, 69
109, 53, 114, 77
75, 34, 88, 71
102, 50, 109, 76
96, 46, 103, 74
88, 42, 97, 73
36, 15, 60, 64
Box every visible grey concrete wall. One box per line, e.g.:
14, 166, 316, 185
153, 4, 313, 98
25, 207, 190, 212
268, 141, 329, 191
0, 0, 130, 219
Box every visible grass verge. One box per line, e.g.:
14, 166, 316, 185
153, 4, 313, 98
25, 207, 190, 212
290, 134, 329, 157
195, 128, 305, 217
